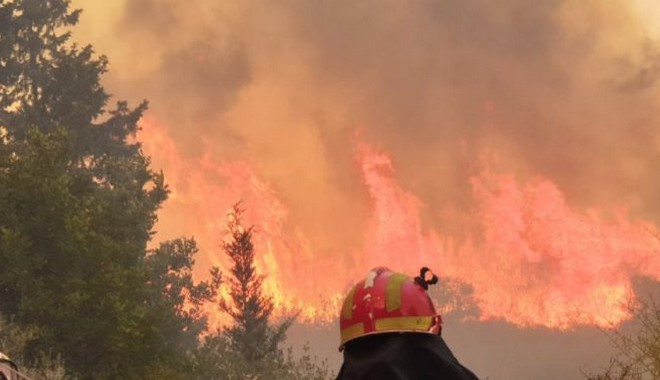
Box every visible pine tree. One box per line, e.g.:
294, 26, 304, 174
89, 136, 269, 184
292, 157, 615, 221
220, 203, 293, 364
194, 205, 332, 378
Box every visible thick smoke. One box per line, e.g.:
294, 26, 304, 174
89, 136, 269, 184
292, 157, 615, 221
80, 0, 660, 239
78, 0, 660, 328
73, 0, 660, 377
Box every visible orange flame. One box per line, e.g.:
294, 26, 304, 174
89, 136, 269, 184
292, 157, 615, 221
453, 168, 660, 328
139, 117, 660, 330
139, 118, 349, 326
356, 141, 449, 276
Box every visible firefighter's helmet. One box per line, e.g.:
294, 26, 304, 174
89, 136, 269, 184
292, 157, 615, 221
339, 266, 442, 350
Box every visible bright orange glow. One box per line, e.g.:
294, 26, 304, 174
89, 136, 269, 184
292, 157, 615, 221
452, 169, 660, 328
356, 141, 449, 277
139, 118, 349, 327
139, 117, 660, 330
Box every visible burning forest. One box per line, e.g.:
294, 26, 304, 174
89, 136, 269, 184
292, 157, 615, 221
1, 0, 660, 378
139, 117, 660, 331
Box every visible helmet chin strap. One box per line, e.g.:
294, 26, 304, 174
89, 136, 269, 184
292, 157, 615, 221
414, 266, 439, 290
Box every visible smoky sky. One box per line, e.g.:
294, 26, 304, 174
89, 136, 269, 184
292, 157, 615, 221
72, 1, 660, 377
73, 0, 660, 304
97, 0, 660, 241
286, 0, 660, 219
77, 0, 660, 317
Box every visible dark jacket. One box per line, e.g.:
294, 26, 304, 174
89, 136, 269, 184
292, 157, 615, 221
336, 333, 479, 380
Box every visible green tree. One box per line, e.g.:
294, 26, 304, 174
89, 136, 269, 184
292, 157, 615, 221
220, 203, 293, 364
142, 238, 222, 375
195, 204, 330, 379
0, 1, 218, 378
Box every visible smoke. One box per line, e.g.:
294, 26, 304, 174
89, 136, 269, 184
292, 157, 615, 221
72, 0, 660, 376
89, 0, 659, 224
76, 0, 660, 312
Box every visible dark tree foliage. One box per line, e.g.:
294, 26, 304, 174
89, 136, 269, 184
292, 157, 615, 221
0, 0, 143, 159
144, 238, 222, 360
0, 1, 217, 378
220, 203, 294, 364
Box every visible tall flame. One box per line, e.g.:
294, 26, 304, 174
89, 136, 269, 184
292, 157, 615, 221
139, 117, 660, 330
356, 141, 449, 276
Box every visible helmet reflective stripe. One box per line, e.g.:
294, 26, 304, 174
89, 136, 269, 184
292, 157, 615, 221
340, 322, 366, 345
375, 315, 435, 332
385, 273, 407, 312
343, 271, 406, 320
341, 284, 358, 320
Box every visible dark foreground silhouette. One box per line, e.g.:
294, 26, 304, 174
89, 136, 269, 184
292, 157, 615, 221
336, 333, 479, 380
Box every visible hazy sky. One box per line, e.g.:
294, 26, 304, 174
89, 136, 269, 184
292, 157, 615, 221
71, 1, 660, 377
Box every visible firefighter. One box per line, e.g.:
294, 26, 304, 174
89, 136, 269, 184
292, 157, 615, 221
336, 267, 478, 380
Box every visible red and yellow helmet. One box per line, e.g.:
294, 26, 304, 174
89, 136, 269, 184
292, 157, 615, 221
339, 266, 442, 349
